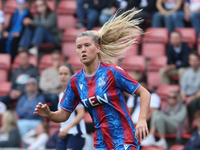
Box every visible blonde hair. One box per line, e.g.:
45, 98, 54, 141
1, 110, 18, 134
76, 9, 143, 64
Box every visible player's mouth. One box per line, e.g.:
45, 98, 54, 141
82, 54, 87, 59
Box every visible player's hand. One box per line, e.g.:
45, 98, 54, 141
34, 102, 51, 119
58, 127, 69, 138
135, 119, 149, 142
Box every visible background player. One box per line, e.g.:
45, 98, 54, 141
34, 9, 151, 150
56, 64, 86, 150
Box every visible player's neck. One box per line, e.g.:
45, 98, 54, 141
83, 58, 99, 77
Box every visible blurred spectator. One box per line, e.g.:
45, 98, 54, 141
22, 122, 49, 150
56, 64, 86, 150
16, 78, 45, 147
180, 51, 200, 128
173, 0, 200, 37
0, 10, 4, 38
126, 0, 157, 20
0, 110, 20, 148
141, 90, 187, 149
183, 110, 200, 150
0, 0, 33, 62
76, 0, 107, 30
159, 31, 190, 85
152, 0, 182, 34
99, 0, 128, 26
39, 51, 62, 111
0, 50, 40, 109
127, 76, 161, 127
18, 0, 60, 55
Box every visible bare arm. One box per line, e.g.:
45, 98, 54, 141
156, 0, 166, 13
134, 86, 151, 141
34, 102, 71, 123
184, 4, 190, 14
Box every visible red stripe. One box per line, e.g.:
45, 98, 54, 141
106, 70, 135, 144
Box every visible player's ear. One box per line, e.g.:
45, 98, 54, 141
96, 45, 100, 54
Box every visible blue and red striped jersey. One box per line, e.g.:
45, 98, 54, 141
60, 61, 141, 150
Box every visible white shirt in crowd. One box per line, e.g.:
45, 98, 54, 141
127, 93, 161, 125
58, 92, 86, 135
185, 0, 200, 12
164, 0, 177, 10
22, 130, 49, 150
140, 0, 148, 7
0, 10, 4, 24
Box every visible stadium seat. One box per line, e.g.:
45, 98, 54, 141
62, 42, 77, 58
4, 0, 17, 13
143, 28, 169, 44
142, 43, 166, 59
0, 54, 11, 71
0, 0, 2, 9
56, 0, 77, 15
84, 112, 93, 123
148, 56, 167, 71
120, 56, 146, 75
92, 27, 101, 31
156, 85, 180, 100
3, 13, 12, 29
0, 70, 9, 82
141, 146, 164, 150
125, 44, 139, 56
67, 55, 83, 72
57, 15, 77, 31
147, 71, 162, 91
175, 28, 196, 49
62, 27, 87, 42
12, 55, 38, 72
0, 82, 11, 96
39, 54, 65, 73
30, 0, 56, 16
169, 145, 184, 150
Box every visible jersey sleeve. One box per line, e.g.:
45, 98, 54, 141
60, 78, 80, 112
114, 66, 141, 94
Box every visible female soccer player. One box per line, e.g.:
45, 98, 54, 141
34, 9, 151, 150
56, 64, 86, 150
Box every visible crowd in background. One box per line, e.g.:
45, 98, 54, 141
0, 0, 200, 150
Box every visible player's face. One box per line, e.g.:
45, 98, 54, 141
76, 36, 100, 66
59, 66, 72, 87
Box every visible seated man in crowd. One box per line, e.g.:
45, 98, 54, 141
127, 76, 161, 127
127, 0, 157, 21
152, 0, 182, 34
173, 0, 200, 37
181, 51, 200, 128
141, 90, 187, 150
160, 31, 190, 85
0, 50, 40, 109
39, 51, 62, 111
76, 0, 107, 30
184, 110, 200, 150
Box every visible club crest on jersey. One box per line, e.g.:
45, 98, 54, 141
98, 77, 106, 86
79, 84, 83, 90
124, 144, 129, 150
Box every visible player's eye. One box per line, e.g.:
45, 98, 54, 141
86, 44, 90, 47
77, 45, 81, 49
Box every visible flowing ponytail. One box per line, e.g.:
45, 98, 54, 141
76, 9, 143, 64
